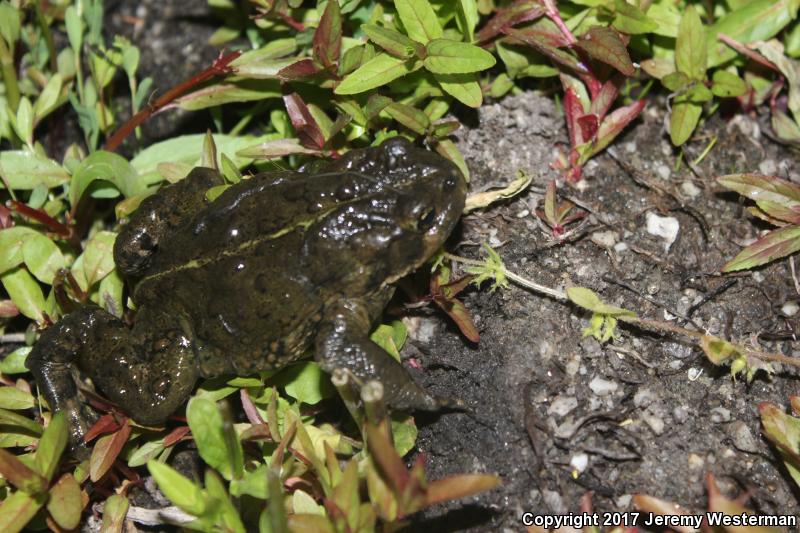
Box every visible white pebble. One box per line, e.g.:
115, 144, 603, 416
656, 164, 671, 180
782, 301, 799, 316
759, 159, 777, 175
548, 395, 579, 417
570, 452, 589, 473
646, 212, 680, 251
681, 180, 701, 198
591, 230, 618, 248
589, 376, 618, 396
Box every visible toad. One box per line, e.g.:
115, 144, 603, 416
27, 137, 467, 447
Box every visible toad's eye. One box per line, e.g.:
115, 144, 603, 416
416, 208, 437, 230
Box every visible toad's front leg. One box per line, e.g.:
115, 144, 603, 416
315, 300, 454, 411
27, 306, 200, 453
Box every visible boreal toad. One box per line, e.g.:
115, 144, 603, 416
27, 138, 467, 448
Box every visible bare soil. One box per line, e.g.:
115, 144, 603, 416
410, 93, 800, 530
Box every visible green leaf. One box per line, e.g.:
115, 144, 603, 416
566, 287, 635, 316
70, 151, 142, 207
699, 334, 740, 365
278, 362, 334, 405
101, 494, 130, 532
147, 460, 206, 516
293, 489, 326, 515
0, 227, 37, 275
662, 71, 691, 91
772, 109, 800, 143
175, 79, 281, 110
22, 233, 65, 285
645, 2, 681, 37
186, 396, 243, 481
391, 415, 418, 456
370, 321, 408, 361
34, 412, 68, 482
722, 225, 800, 271
0, 387, 35, 410
760, 402, 800, 489
435, 138, 470, 182
423, 39, 496, 74
81, 231, 116, 287
675, 6, 706, 81
1, 267, 45, 322
434, 72, 482, 108
0, 491, 44, 533
575, 26, 635, 76
131, 133, 276, 176
385, 102, 430, 135
393, 0, 443, 44
0, 150, 69, 190
64, 6, 83, 54
47, 474, 82, 530
612, 0, 658, 34
335, 53, 421, 94
14, 97, 33, 147
753, 40, 800, 117
708, 0, 800, 68
127, 438, 166, 468
457, 0, 479, 42
0, 2, 21, 45
33, 74, 63, 121
362, 24, 417, 58
230, 464, 268, 499
313, 0, 342, 69
717, 174, 800, 216
0, 407, 43, 435
669, 101, 702, 146
0, 347, 30, 375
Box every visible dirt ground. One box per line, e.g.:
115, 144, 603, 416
40, 1, 800, 530
410, 93, 800, 529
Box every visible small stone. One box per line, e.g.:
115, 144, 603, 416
673, 405, 689, 423
548, 395, 578, 417
731, 421, 760, 453
642, 412, 665, 435
591, 230, 618, 248
633, 387, 656, 408
688, 453, 705, 469
625, 141, 637, 153
759, 159, 777, 175
656, 164, 671, 180
687, 367, 703, 381
782, 301, 799, 317
570, 452, 589, 474
711, 407, 731, 423
645, 212, 680, 251
565, 354, 581, 376
615, 494, 632, 508
681, 180, 701, 198
589, 376, 618, 396
613, 242, 628, 252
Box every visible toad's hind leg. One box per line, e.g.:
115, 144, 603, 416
315, 301, 455, 411
27, 306, 200, 451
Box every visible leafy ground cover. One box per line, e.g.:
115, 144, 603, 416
2, 0, 800, 530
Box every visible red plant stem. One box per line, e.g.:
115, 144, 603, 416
541, 0, 576, 45
9, 200, 71, 237
103, 51, 241, 152
718, 33, 779, 72
277, 12, 305, 31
